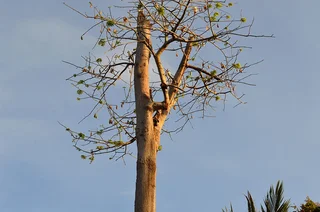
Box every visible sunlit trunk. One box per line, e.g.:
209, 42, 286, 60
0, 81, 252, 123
134, 11, 158, 212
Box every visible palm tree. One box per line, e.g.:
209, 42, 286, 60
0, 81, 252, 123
223, 181, 291, 212
260, 181, 291, 212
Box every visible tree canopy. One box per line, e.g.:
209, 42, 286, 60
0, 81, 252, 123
63, 0, 271, 162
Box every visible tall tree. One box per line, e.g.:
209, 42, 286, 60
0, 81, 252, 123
63, 1, 271, 211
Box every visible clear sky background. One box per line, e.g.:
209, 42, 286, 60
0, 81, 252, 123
1, 0, 319, 211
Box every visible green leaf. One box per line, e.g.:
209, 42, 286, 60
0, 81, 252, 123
96, 130, 103, 135
78, 133, 85, 139
157, 6, 165, 16
89, 155, 94, 163
215, 3, 223, 8
77, 89, 83, 95
106, 19, 115, 26
211, 70, 217, 76
96, 146, 104, 150
232, 63, 241, 69
240, 17, 247, 23
209, 16, 216, 22
77, 80, 85, 84
114, 141, 124, 146
98, 38, 106, 46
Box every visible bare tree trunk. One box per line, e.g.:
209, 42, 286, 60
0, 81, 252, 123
134, 11, 158, 212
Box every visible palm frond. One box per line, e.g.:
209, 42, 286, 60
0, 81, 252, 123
245, 191, 257, 212
222, 203, 234, 212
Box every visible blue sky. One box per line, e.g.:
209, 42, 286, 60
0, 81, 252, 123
1, 0, 319, 211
